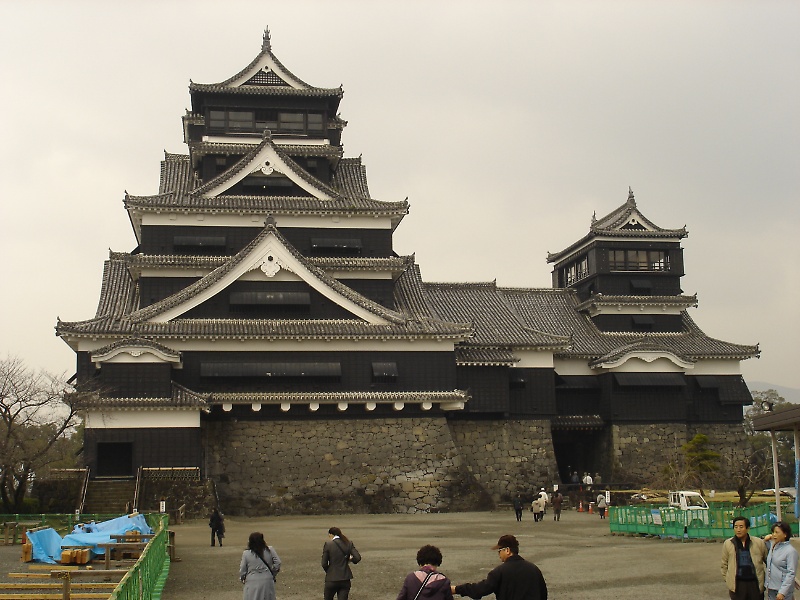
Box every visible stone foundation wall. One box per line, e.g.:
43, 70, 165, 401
205, 418, 744, 514
204, 418, 493, 516
446, 420, 557, 503
612, 422, 748, 486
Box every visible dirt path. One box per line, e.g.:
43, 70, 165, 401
158, 509, 739, 599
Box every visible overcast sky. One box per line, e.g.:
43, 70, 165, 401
1, 0, 797, 393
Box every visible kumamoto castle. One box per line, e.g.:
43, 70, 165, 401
56, 31, 759, 515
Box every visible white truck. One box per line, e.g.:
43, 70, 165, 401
668, 490, 710, 526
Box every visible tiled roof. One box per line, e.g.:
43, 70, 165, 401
89, 337, 181, 360
423, 282, 571, 349
547, 189, 688, 263
189, 83, 342, 98
588, 337, 694, 367
207, 389, 469, 405
189, 30, 342, 99
58, 230, 471, 341
116, 252, 412, 275
575, 293, 699, 313
60, 319, 473, 340
456, 347, 519, 366
159, 153, 197, 195
189, 141, 343, 160
499, 287, 759, 361
190, 134, 341, 200
124, 193, 409, 217
77, 383, 209, 410
124, 224, 407, 325
331, 158, 371, 199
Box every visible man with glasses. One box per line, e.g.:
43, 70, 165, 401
451, 534, 547, 599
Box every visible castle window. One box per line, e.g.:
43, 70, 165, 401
631, 315, 655, 331
561, 255, 589, 286
278, 112, 305, 132
201, 362, 341, 379
173, 235, 226, 254
229, 291, 311, 306
509, 372, 526, 390
207, 109, 325, 136
371, 362, 398, 383
613, 372, 686, 387
311, 238, 362, 256
609, 250, 670, 271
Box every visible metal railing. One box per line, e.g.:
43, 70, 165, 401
77, 467, 91, 514
109, 513, 170, 600
133, 466, 143, 512
141, 466, 200, 481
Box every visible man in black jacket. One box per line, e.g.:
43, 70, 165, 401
451, 534, 547, 600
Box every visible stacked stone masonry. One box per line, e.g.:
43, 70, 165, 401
612, 422, 748, 486
205, 418, 744, 515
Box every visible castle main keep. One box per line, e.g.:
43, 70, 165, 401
57, 30, 758, 514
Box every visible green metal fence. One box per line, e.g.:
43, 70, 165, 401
109, 513, 170, 600
0, 513, 126, 533
609, 503, 777, 538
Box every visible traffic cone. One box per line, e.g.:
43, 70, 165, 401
588, 502, 594, 514
578, 501, 584, 512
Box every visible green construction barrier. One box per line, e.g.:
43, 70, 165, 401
609, 503, 776, 539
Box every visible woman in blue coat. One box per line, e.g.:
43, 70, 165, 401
765, 521, 799, 600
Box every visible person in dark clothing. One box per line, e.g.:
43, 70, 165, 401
396, 544, 454, 600
451, 534, 547, 600
513, 495, 524, 522
551, 492, 563, 522
209, 508, 225, 547
321, 526, 361, 600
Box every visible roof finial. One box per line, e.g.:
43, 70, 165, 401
262, 27, 272, 51
627, 186, 636, 206
591, 211, 597, 225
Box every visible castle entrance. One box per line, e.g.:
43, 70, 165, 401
550, 417, 606, 483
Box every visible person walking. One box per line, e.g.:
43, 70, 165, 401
530, 496, 543, 522
209, 508, 225, 547
538, 488, 549, 517
395, 544, 454, 600
513, 495, 524, 522
451, 534, 547, 600
721, 516, 767, 600
596, 492, 607, 519
551, 492, 563, 522
321, 526, 361, 600
764, 521, 799, 600
239, 532, 281, 600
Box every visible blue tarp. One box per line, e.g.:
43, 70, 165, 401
26, 514, 153, 564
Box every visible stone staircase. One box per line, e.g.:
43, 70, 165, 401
82, 478, 136, 514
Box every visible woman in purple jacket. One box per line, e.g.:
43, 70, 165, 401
396, 545, 454, 600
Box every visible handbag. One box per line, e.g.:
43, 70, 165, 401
256, 548, 278, 583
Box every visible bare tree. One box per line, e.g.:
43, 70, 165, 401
0, 357, 84, 512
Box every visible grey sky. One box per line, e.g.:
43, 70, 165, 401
1, 1, 797, 390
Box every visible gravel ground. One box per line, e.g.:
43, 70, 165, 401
2, 509, 792, 599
